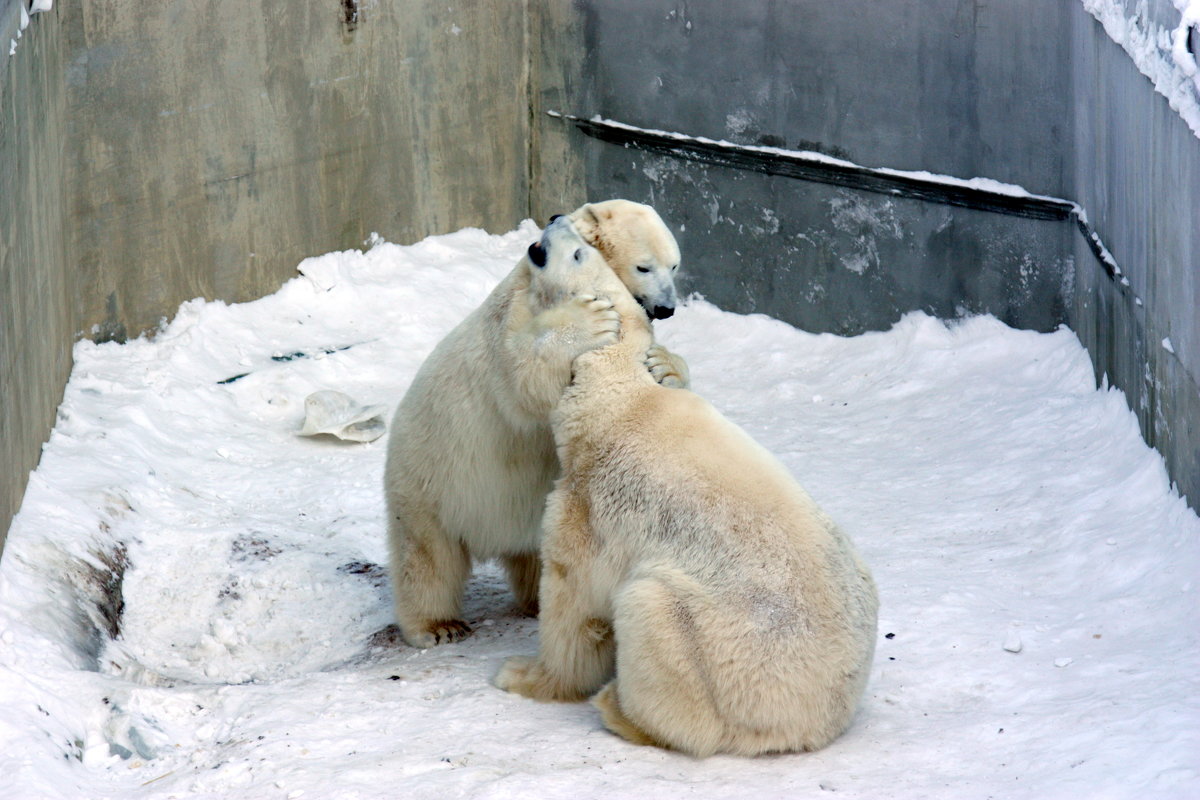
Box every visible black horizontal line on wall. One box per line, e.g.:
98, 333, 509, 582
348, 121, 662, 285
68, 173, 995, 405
556, 113, 1122, 281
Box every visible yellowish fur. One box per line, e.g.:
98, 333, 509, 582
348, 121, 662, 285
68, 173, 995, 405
495, 267, 879, 757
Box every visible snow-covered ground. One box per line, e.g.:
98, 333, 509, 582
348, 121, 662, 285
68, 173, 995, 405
1, 224, 1197, 799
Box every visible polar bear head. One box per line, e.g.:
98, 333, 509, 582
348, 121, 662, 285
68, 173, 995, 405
525, 215, 628, 308
564, 199, 681, 320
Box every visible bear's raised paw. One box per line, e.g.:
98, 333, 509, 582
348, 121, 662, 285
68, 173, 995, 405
572, 294, 621, 350
644, 344, 689, 388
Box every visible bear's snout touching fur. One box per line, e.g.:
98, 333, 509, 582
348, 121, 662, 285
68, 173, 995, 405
650, 304, 674, 320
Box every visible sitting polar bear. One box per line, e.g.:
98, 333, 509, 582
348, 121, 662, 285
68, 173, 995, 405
385, 202, 688, 648
494, 256, 879, 757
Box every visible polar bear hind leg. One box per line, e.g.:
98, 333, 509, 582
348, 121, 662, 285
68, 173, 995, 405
388, 498, 474, 647
501, 551, 541, 616
600, 570, 728, 757
592, 681, 667, 749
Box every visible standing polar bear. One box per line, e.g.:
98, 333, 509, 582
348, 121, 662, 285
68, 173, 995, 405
494, 247, 879, 757
385, 202, 688, 649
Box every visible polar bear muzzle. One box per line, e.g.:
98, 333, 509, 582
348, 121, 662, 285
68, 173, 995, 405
528, 241, 548, 268
648, 302, 675, 320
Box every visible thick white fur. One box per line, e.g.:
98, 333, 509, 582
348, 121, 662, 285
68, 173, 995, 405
569, 199, 689, 387
494, 270, 879, 757
385, 204, 687, 648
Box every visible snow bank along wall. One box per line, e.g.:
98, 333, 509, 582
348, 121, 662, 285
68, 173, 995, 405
2, 0, 1197, 553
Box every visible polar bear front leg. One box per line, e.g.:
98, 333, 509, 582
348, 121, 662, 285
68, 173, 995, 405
495, 493, 614, 701
494, 600, 614, 702
644, 344, 690, 388
510, 294, 621, 418
532, 294, 621, 358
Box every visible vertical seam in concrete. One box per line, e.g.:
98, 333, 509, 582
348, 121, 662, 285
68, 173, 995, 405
523, 0, 534, 222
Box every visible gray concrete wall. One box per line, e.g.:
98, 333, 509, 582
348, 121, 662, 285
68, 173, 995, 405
1070, 6, 1200, 503
538, 0, 1081, 331
1, 2, 71, 558
64, 0, 531, 340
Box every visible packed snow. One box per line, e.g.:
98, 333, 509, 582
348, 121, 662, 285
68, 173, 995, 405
1, 224, 1198, 799
1084, 0, 1200, 139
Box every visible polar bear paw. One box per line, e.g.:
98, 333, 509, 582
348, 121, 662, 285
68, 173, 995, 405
573, 294, 621, 349
494, 655, 585, 702
404, 618, 473, 648
645, 344, 690, 388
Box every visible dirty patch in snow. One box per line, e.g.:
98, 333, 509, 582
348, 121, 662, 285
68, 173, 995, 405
1, 224, 1198, 799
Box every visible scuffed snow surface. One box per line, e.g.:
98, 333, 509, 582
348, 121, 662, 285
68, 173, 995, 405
1083, 0, 1200, 138
2, 224, 1198, 799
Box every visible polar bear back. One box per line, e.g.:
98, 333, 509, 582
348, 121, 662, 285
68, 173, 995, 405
387, 270, 559, 557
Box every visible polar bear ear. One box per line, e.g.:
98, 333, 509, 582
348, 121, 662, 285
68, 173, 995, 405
572, 206, 603, 249
528, 241, 548, 268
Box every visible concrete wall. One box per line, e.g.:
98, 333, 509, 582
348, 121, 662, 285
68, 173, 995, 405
64, 0, 531, 340
1, 2, 71, 559
536, 0, 1081, 332
1070, 6, 1200, 504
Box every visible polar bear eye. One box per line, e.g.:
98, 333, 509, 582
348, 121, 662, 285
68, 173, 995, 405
573, 248, 584, 263
636, 266, 651, 273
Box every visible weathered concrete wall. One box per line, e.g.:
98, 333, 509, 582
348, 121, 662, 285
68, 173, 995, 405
529, 1, 588, 221
1070, 6, 1200, 504
545, 0, 1080, 332
65, 0, 531, 340
572, 0, 1075, 195
1, 2, 70, 556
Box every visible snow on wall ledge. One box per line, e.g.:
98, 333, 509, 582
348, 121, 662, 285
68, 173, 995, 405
1083, 0, 1200, 139
0, 226, 1197, 799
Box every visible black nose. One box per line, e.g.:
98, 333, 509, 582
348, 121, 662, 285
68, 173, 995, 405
528, 242, 547, 267
548, 214, 564, 224
652, 305, 675, 320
